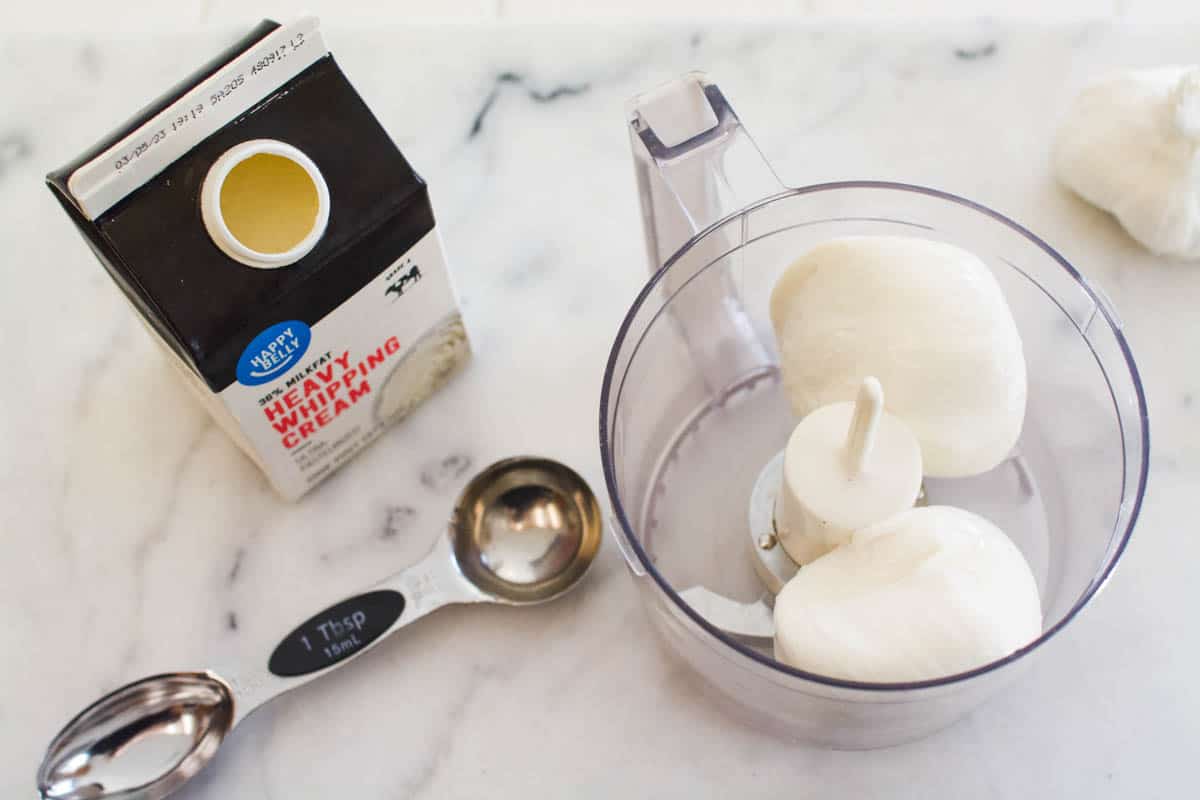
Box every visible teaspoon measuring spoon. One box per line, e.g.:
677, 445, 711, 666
37, 456, 602, 800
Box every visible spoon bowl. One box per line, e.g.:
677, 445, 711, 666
452, 457, 602, 603
37, 456, 601, 800
39, 673, 232, 800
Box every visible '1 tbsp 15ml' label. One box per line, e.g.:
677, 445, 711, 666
268, 589, 406, 676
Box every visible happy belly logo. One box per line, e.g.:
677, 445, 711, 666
237, 320, 312, 386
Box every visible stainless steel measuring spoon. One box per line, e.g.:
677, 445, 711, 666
37, 456, 602, 800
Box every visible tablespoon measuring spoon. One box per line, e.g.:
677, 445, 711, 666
37, 456, 602, 800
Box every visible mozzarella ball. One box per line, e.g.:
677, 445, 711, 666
770, 236, 1026, 477
773, 506, 1042, 683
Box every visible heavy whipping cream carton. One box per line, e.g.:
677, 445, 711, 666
47, 18, 469, 500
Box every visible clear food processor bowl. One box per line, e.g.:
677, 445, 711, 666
600, 74, 1149, 748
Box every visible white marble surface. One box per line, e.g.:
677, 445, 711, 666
9, 1, 1200, 34
1, 20, 1196, 798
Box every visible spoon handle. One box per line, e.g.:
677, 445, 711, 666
219, 532, 486, 724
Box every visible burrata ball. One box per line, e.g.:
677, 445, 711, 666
769, 236, 1026, 477
772, 506, 1043, 683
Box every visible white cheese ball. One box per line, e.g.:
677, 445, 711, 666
1054, 66, 1200, 261
770, 236, 1026, 477
773, 506, 1042, 683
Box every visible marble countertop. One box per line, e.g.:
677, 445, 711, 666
1, 20, 1196, 799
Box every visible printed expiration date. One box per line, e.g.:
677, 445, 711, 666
250, 33, 307, 76
110, 31, 311, 174
210, 73, 245, 106
113, 128, 168, 171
